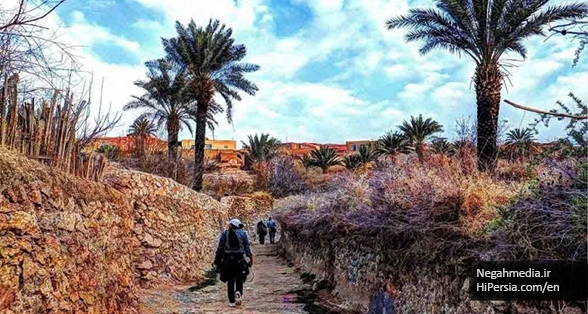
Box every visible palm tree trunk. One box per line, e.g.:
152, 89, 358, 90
415, 143, 424, 163
192, 103, 208, 191
167, 118, 179, 163
475, 62, 502, 172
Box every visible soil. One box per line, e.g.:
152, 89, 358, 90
139, 240, 337, 314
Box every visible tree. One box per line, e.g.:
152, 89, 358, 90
504, 128, 538, 160
303, 146, 342, 173
343, 154, 362, 170
125, 59, 196, 164
241, 133, 281, 166
162, 19, 260, 191
430, 137, 456, 156
376, 131, 412, 163
128, 116, 157, 158
398, 115, 443, 163
386, 0, 588, 171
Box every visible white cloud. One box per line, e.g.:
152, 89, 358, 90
30, 0, 586, 145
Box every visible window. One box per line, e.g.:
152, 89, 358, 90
206, 144, 212, 149
190, 145, 195, 150
224, 145, 228, 149
352, 145, 357, 151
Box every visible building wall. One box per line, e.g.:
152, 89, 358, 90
346, 140, 376, 153
87, 136, 167, 153
181, 139, 236, 150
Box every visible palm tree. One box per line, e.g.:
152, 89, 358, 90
303, 146, 342, 173
398, 115, 443, 163
241, 133, 281, 166
386, 1, 588, 171
377, 131, 412, 163
430, 138, 456, 157
162, 19, 260, 191
504, 128, 538, 160
343, 154, 362, 170
357, 145, 379, 164
124, 59, 195, 164
128, 116, 157, 158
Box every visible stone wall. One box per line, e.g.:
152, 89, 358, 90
0, 148, 138, 314
277, 230, 584, 314
102, 168, 229, 287
0, 148, 274, 313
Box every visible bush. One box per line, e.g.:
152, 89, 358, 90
269, 156, 308, 198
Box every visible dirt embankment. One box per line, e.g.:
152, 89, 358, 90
0, 148, 273, 314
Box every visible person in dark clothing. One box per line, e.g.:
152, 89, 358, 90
267, 217, 277, 244
256, 220, 268, 244
213, 218, 253, 307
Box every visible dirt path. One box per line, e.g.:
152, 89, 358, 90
139, 241, 319, 314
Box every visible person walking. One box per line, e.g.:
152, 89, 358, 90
267, 217, 277, 244
213, 218, 253, 307
256, 220, 268, 244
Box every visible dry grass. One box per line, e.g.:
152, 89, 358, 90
275, 155, 587, 265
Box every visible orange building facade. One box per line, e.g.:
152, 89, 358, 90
87, 135, 167, 153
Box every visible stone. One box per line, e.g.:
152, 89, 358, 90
137, 261, 153, 270
142, 233, 162, 248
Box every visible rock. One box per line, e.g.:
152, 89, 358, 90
137, 261, 153, 270
142, 233, 162, 248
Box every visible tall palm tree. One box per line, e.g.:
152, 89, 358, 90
241, 133, 281, 166
386, 0, 588, 171
398, 115, 443, 163
128, 116, 157, 158
303, 146, 342, 173
377, 131, 413, 163
124, 59, 194, 164
504, 128, 538, 160
162, 19, 260, 191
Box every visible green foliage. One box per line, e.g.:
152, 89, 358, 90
241, 133, 281, 165
302, 146, 342, 173
124, 59, 199, 135
430, 138, 456, 156
578, 162, 588, 185
385, 0, 588, 65
96, 144, 121, 161
504, 128, 538, 160
530, 93, 588, 158
128, 117, 157, 137
376, 131, 412, 159
570, 196, 587, 246
398, 115, 443, 146
343, 154, 362, 170
161, 19, 260, 125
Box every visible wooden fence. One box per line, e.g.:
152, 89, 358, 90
0, 74, 106, 181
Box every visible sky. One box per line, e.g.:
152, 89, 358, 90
34, 0, 588, 146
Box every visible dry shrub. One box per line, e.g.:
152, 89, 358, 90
268, 156, 308, 198
203, 175, 255, 200
276, 157, 533, 265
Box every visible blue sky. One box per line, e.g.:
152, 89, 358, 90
49, 0, 587, 146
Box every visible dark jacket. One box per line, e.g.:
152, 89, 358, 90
213, 228, 252, 281
256, 221, 268, 235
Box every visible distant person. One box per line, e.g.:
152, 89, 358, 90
267, 217, 277, 244
213, 218, 253, 308
256, 220, 268, 244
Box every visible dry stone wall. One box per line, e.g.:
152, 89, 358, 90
277, 230, 585, 314
0, 148, 138, 314
0, 148, 274, 314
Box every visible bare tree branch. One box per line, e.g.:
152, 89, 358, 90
504, 99, 588, 120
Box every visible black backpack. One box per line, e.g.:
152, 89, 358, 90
222, 230, 246, 265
